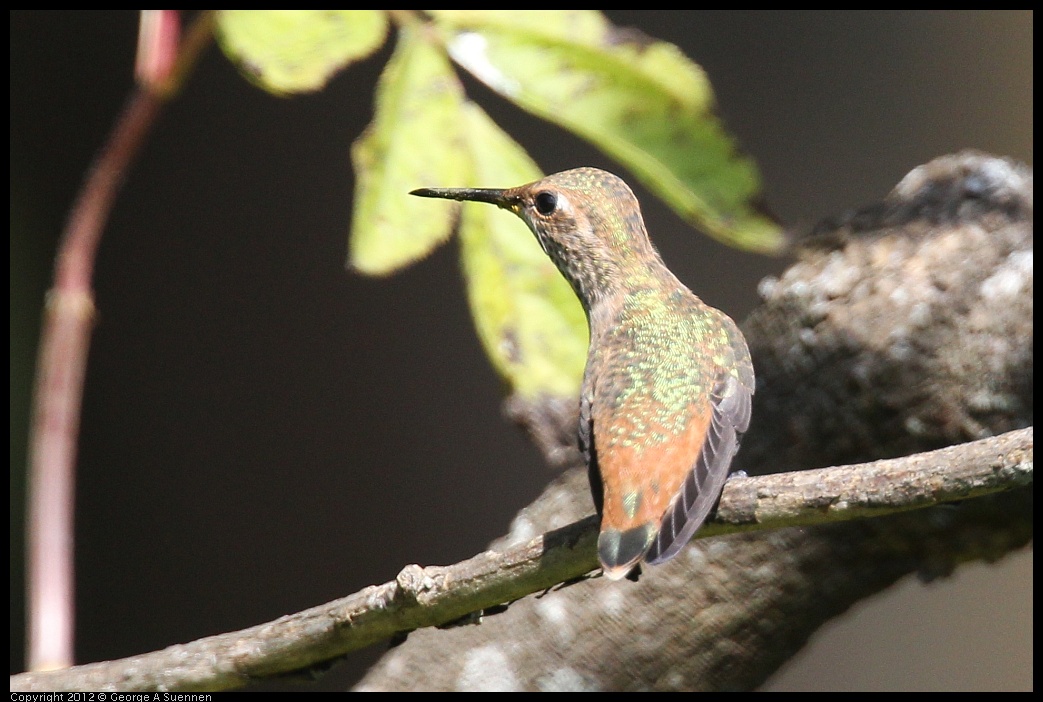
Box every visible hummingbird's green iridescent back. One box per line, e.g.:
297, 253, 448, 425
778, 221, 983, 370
412, 167, 754, 580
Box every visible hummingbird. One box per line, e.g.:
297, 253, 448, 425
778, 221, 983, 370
412, 168, 754, 580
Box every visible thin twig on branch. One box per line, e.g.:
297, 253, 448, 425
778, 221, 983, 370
10, 427, 1032, 692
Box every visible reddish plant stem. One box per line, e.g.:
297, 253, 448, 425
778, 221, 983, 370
25, 11, 213, 671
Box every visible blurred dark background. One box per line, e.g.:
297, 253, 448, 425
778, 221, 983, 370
10, 11, 1032, 691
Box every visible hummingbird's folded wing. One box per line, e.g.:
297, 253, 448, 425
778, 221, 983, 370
646, 337, 754, 566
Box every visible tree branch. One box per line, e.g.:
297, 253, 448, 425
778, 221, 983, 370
9, 427, 1032, 692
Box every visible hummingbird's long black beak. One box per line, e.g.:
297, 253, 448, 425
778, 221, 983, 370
410, 187, 512, 209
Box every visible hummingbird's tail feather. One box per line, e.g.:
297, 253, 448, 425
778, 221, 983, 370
598, 525, 655, 580
645, 373, 752, 565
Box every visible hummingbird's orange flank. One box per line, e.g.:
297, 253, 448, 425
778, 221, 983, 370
412, 168, 754, 580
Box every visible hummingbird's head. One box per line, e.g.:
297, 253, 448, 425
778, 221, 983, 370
412, 167, 658, 306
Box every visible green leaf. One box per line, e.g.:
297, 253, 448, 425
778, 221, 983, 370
432, 10, 784, 254
349, 26, 470, 275
216, 10, 388, 95
456, 104, 587, 398
346, 22, 585, 396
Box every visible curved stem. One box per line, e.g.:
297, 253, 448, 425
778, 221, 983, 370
25, 11, 214, 672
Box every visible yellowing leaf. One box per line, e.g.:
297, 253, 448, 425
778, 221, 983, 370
216, 10, 388, 95
349, 26, 469, 275
456, 104, 587, 398
433, 10, 784, 254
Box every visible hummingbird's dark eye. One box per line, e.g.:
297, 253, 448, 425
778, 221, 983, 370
534, 191, 558, 216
